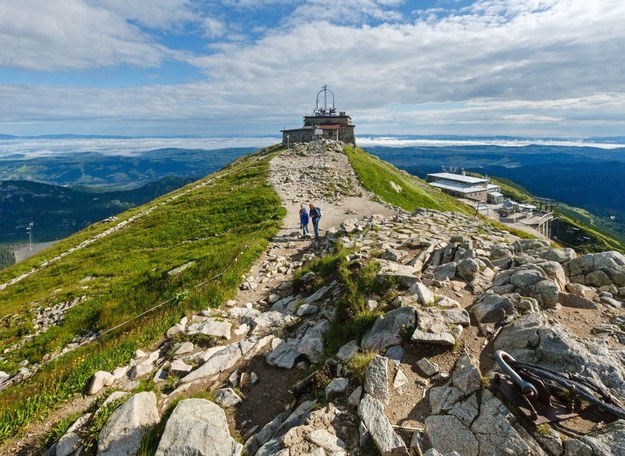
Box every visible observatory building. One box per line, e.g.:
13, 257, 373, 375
281, 86, 356, 146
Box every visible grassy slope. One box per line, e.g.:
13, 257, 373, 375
492, 177, 625, 253
344, 145, 471, 213
346, 146, 538, 240
0, 146, 285, 442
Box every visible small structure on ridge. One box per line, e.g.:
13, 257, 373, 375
281, 85, 356, 146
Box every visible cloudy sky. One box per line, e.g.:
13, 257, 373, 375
1, 0, 625, 138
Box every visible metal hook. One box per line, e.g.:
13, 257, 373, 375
494, 350, 539, 399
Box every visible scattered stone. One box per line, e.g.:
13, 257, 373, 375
325, 377, 349, 398
88, 370, 115, 395
416, 358, 439, 377
358, 394, 408, 456
364, 355, 390, 404
214, 388, 243, 407
336, 340, 359, 362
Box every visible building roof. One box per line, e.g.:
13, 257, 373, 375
429, 182, 487, 194
427, 172, 488, 185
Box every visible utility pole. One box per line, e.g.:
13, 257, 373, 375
27, 222, 33, 251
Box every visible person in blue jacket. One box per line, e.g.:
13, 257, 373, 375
309, 203, 322, 241
299, 204, 310, 238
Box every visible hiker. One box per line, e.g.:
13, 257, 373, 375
309, 203, 322, 241
299, 204, 310, 238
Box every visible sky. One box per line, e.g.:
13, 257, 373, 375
1, 0, 625, 138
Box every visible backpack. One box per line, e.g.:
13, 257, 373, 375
312, 207, 322, 219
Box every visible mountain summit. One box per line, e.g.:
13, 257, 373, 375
1, 141, 624, 455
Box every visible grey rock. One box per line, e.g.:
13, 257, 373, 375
298, 319, 330, 363
416, 357, 439, 377
155, 398, 242, 456
470, 390, 531, 455
565, 282, 596, 299
214, 388, 243, 407
250, 311, 297, 336
304, 285, 331, 304
586, 270, 613, 287
358, 394, 408, 456
425, 415, 478, 456
510, 266, 546, 289
429, 386, 464, 414
385, 345, 405, 364
531, 279, 560, 308
336, 340, 359, 362
325, 377, 349, 398
558, 291, 598, 309
173, 341, 195, 356
98, 391, 160, 456
274, 400, 317, 438
181, 343, 242, 383
364, 355, 390, 404
471, 292, 516, 325
456, 258, 480, 281
187, 318, 232, 339
408, 282, 435, 305
376, 259, 419, 288
169, 359, 193, 376
449, 394, 479, 427
433, 262, 457, 281
539, 247, 577, 263
361, 307, 416, 351
348, 386, 363, 407
451, 354, 482, 396
393, 367, 408, 391
563, 439, 594, 456
56, 413, 90, 456
412, 309, 456, 346
88, 371, 115, 395
265, 339, 301, 369
306, 429, 347, 453
244, 412, 289, 456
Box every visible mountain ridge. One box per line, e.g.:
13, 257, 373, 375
1, 142, 624, 456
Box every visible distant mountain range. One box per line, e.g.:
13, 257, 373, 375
0, 147, 256, 188
0, 146, 257, 243
0, 177, 195, 243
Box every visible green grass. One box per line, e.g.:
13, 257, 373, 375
0, 147, 285, 443
344, 145, 471, 214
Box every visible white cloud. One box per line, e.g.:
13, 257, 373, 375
202, 17, 227, 38
0, 0, 167, 70
286, 0, 406, 25
2, 0, 625, 137
87, 0, 197, 29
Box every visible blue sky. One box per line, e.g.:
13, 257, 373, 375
1, 0, 625, 138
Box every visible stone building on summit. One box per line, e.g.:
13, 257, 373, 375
281, 86, 356, 146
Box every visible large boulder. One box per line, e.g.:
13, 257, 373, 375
471, 293, 516, 325
97, 392, 160, 456
567, 251, 625, 286
155, 398, 242, 456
